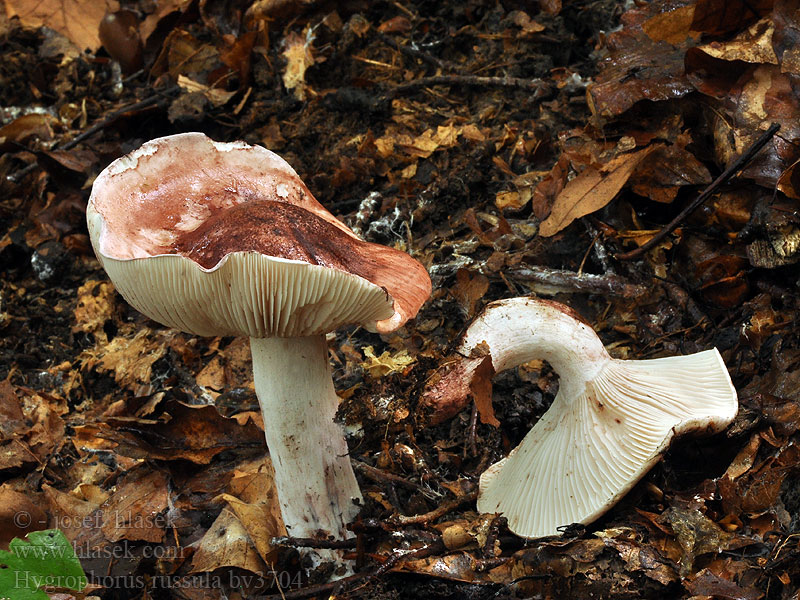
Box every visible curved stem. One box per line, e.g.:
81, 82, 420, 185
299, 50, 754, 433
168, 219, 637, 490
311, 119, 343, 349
459, 298, 609, 399
250, 335, 362, 544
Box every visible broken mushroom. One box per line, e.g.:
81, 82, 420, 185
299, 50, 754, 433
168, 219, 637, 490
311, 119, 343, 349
422, 297, 737, 539
86, 133, 431, 551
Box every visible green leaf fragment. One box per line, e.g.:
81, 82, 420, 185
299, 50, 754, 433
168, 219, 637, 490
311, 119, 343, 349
0, 529, 87, 600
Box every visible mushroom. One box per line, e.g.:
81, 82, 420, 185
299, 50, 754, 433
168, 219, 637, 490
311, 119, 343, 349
421, 297, 737, 538
86, 133, 431, 551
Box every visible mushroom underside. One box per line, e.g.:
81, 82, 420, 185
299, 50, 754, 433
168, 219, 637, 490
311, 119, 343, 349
477, 350, 737, 538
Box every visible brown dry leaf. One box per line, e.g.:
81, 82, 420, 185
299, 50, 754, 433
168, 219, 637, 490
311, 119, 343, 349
5, 0, 110, 51
641, 3, 696, 45
43, 483, 108, 543
398, 552, 483, 583
532, 155, 569, 220
451, 269, 489, 318
13, 387, 67, 463
177, 75, 236, 107
139, 0, 192, 43
282, 29, 314, 100
0, 113, 57, 150
100, 469, 168, 543
686, 567, 763, 600
0, 380, 25, 439
715, 65, 800, 188
41, 148, 97, 174
539, 146, 656, 237
628, 140, 711, 203
217, 493, 284, 564
196, 357, 226, 399
470, 356, 498, 427
168, 30, 220, 80
694, 255, 749, 308
375, 125, 461, 159
588, 2, 695, 118
690, 0, 774, 35
695, 17, 778, 64
362, 346, 416, 378
191, 508, 265, 574
72, 280, 116, 343
99, 400, 265, 464
595, 527, 678, 585
84, 329, 167, 394
0, 486, 48, 548
0, 439, 38, 471
509, 11, 545, 35
777, 158, 800, 200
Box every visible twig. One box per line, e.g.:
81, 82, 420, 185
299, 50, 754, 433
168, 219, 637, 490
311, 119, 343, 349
7, 85, 181, 183
374, 31, 453, 71
354, 461, 427, 492
430, 259, 646, 298
474, 556, 512, 571
465, 400, 479, 458
584, 220, 615, 274
617, 123, 781, 261
270, 536, 357, 549
266, 540, 445, 600
482, 515, 505, 558
390, 489, 478, 525
387, 74, 551, 98
504, 265, 647, 298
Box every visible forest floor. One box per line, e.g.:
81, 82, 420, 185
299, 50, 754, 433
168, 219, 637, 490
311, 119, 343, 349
2, 0, 800, 598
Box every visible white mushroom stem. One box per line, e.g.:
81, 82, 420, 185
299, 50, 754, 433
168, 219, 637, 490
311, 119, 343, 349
457, 297, 737, 539
250, 335, 362, 545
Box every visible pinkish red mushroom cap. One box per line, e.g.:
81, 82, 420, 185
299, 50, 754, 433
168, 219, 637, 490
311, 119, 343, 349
87, 133, 431, 337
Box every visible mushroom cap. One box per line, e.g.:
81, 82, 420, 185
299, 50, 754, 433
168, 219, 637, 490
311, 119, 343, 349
87, 133, 431, 338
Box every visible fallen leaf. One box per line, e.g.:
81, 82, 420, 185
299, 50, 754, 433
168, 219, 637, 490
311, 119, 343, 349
282, 29, 314, 100
690, 0, 774, 35
72, 280, 117, 344
686, 567, 763, 600
694, 17, 778, 64
100, 469, 169, 543
98, 400, 265, 464
362, 346, 416, 378
90, 329, 167, 395
5, 0, 110, 51
450, 269, 489, 318
191, 508, 265, 573
539, 146, 656, 237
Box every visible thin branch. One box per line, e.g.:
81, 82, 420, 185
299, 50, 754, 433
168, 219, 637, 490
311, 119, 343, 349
390, 489, 478, 525
7, 85, 180, 183
266, 541, 445, 600
270, 536, 357, 549
617, 123, 781, 261
504, 265, 648, 298
354, 460, 432, 495
387, 74, 551, 98
374, 30, 453, 71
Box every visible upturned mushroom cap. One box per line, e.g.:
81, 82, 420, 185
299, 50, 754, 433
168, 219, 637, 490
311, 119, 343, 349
87, 133, 431, 337
422, 297, 738, 539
